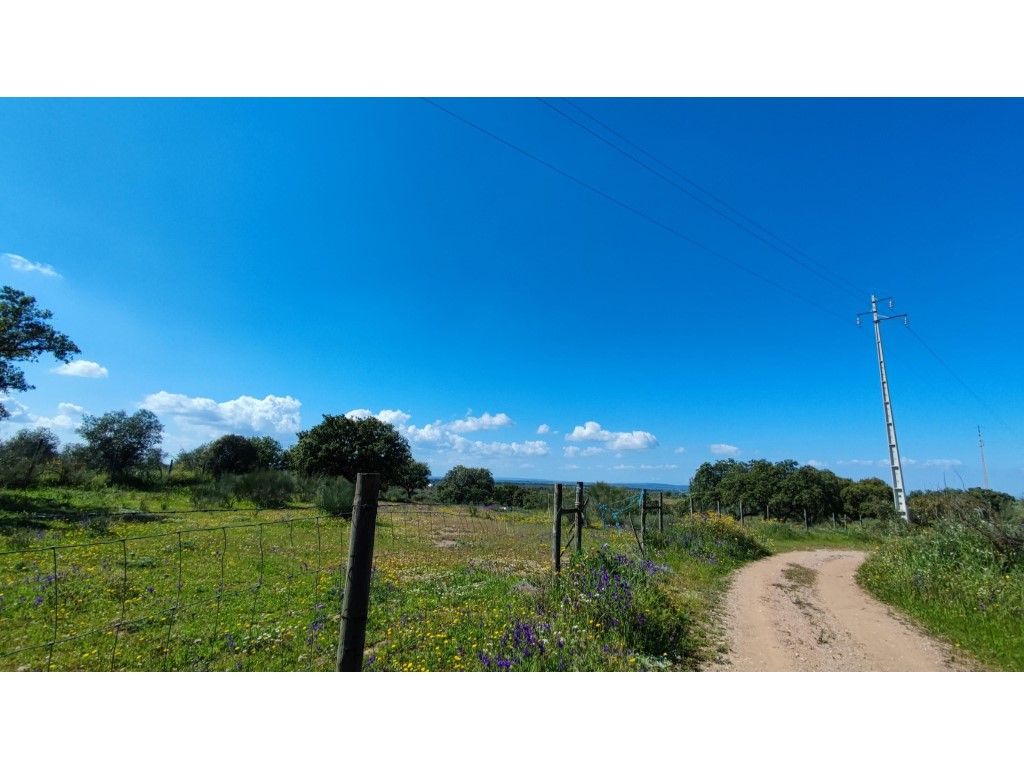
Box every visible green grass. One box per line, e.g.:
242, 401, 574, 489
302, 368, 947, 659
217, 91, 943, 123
19, 485, 998, 672
0, 486, 776, 671
858, 523, 1024, 671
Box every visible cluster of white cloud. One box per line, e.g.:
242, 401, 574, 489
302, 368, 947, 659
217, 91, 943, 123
142, 391, 302, 439
806, 459, 828, 468
0, 398, 84, 433
536, 423, 551, 435
565, 421, 658, 452
51, 360, 109, 379
447, 412, 512, 433
5, 252, 61, 278
345, 408, 547, 457
613, 463, 678, 471
837, 457, 963, 469
563, 445, 603, 458
709, 443, 740, 456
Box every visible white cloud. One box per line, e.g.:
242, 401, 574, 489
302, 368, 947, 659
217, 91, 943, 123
564, 464, 580, 470
807, 459, 827, 469
1, 399, 84, 433
447, 412, 512, 433
30, 402, 84, 430
536, 423, 551, 435
923, 459, 963, 469
0, 396, 30, 420
345, 408, 411, 426
404, 421, 447, 444
639, 463, 678, 470
837, 459, 876, 467
5, 253, 61, 278
566, 420, 658, 451
709, 443, 740, 456
51, 360, 109, 379
141, 391, 301, 437
674, 446, 686, 454
612, 464, 635, 470
451, 436, 549, 457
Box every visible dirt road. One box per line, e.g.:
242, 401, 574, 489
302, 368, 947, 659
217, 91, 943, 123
709, 549, 968, 671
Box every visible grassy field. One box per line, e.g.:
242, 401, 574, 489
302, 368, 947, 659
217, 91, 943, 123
1, 487, 795, 671
9, 485, 992, 672
858, 522, 1024, 671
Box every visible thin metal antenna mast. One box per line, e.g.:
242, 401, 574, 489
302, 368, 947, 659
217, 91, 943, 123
858, 296, 910, 521
978, 426, 990, 489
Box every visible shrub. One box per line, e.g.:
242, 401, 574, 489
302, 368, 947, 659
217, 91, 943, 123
315, 477, 355, 518
648, 514, 769, 564
229, 470, 296, 509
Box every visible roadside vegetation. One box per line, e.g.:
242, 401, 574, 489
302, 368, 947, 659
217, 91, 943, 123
859, 488, 1024, 670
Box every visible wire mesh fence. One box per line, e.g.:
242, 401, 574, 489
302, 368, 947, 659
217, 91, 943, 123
0, 487, 682, 671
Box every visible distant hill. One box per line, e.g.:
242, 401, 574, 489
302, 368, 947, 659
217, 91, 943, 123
427, 476, 689, 493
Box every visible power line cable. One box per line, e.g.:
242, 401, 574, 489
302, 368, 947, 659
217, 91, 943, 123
559, 98, 870, 299
555, 99, 1020, 447
422, 98, 849, 322
540, 98, 864, 302
904, 324, 1018, 437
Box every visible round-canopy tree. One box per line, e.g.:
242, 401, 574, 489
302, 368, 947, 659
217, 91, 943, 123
203, 434, 260, 478
0, 286, 81, 419
77, 409, 163, 480
290, 415, 412, 486
436, 465, 494, 504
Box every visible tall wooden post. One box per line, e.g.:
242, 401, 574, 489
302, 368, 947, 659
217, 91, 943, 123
739, 499, 744, 525
689, 494, 694, 519
337, 472, 380, 672
552, 483, 563, 573
639, 489, 647, 550
574, 481, 584, 554
658, 491, 664, 533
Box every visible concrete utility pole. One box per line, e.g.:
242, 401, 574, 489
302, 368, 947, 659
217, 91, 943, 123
978, 426, 990, 489
858, 296, 910, 521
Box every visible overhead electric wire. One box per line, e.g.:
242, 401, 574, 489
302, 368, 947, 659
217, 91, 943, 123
422, 98, 848, 323
550, 99, 1021, 445
904, 324, 1018, 437
425, 98, 1017, 448
540, 97, 866, 302
558, 98, 870, 299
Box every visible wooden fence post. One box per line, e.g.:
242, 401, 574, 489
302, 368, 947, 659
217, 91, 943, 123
337, 472, 380, 672
658, 491, 664, 533
739, 499, 744, 525
639, 489, 647, 550
574, 481, 584, 554
689, 494, 694, 519
552, 483, 563, 573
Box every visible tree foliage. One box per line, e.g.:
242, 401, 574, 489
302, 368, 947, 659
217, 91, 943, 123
76, 409, 164, 479
203, 434, 260, 478
290, 415, 412, 486
0, 427, 59, 487
435, 465, 495, 504
394, 460, 431, 500
0, 286, 81, 418
689, 458, 851, 525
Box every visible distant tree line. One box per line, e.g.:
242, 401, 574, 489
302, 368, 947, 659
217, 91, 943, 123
688, 458, 897, 526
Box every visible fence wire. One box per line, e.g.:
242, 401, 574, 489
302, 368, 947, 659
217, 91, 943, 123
1, 490, 680, 671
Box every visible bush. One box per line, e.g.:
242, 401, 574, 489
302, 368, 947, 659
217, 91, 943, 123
229, 470, 296, 509
648, 514, 769, 565
315, 477, 355, 518
189, 482, 234, 510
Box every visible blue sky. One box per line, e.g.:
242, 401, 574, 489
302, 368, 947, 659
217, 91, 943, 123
1, 98, 1021, 492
